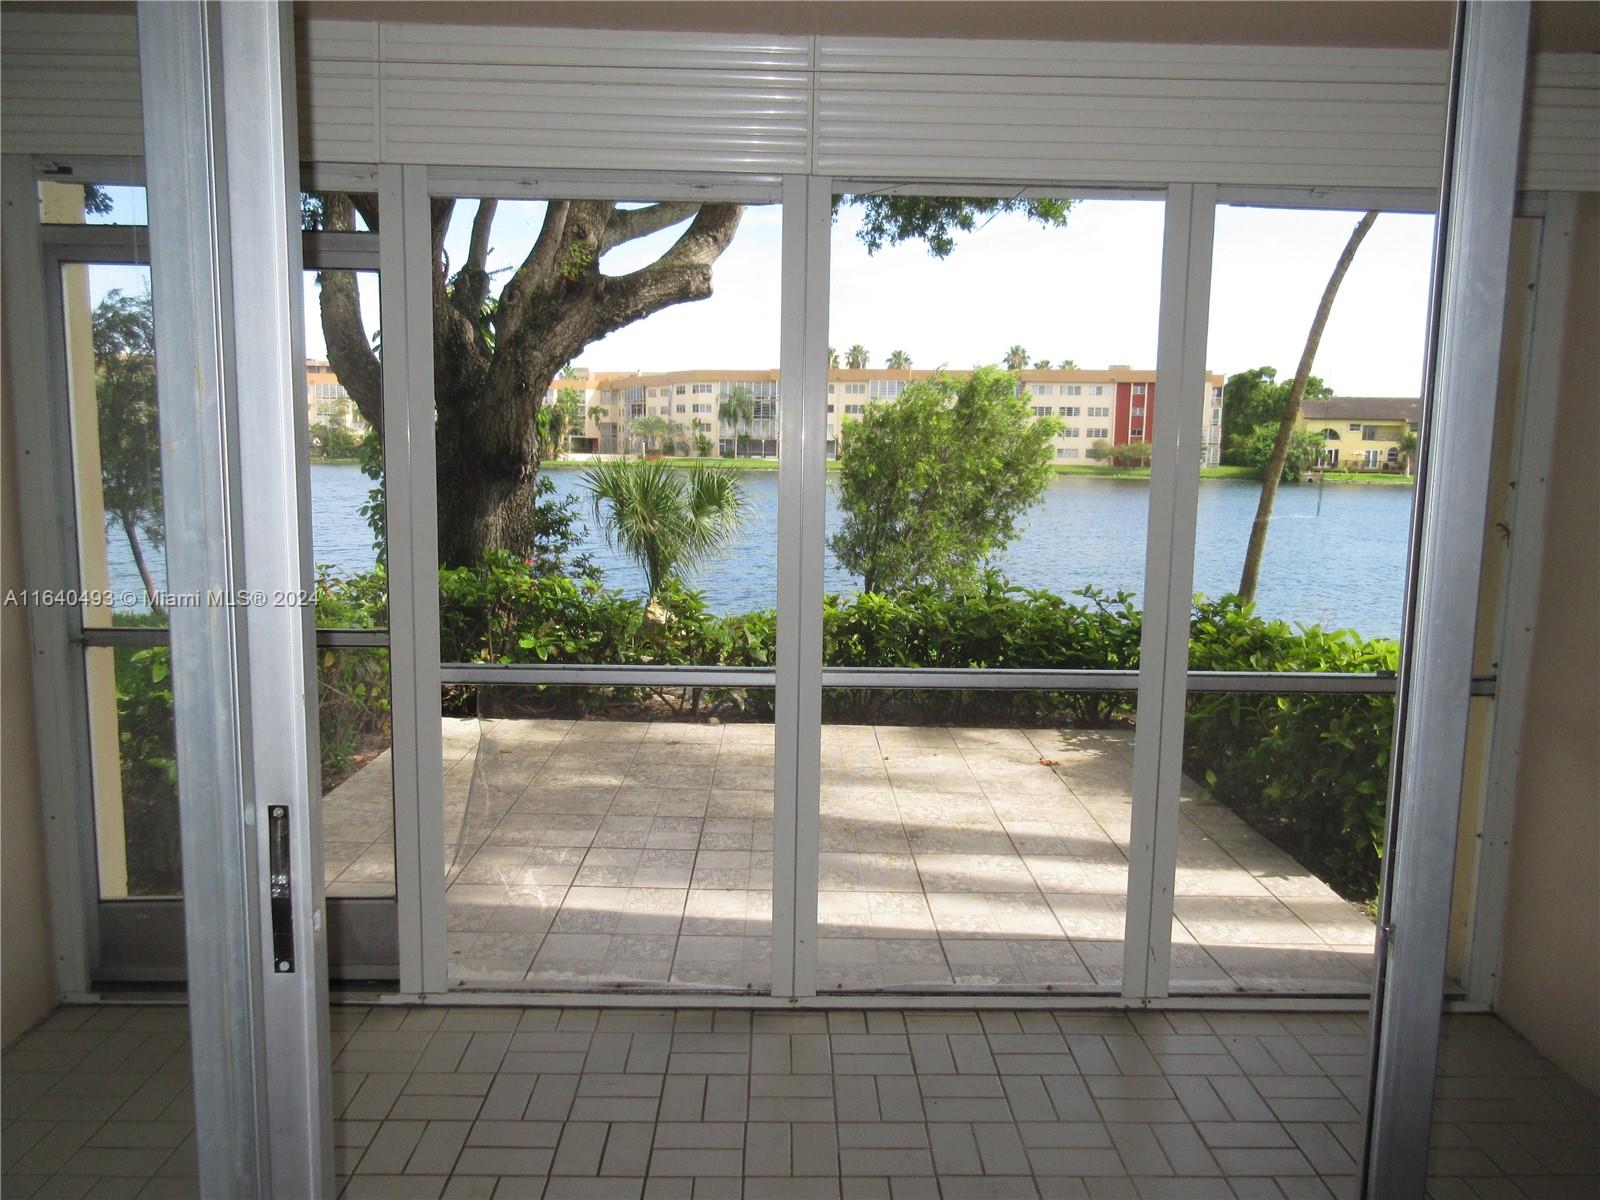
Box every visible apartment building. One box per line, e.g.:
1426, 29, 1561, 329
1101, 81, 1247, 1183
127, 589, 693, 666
572, 367, 1226, 464
1298, 395, 1422, 470
304, 359, 368, 433
583, 369, 780, 457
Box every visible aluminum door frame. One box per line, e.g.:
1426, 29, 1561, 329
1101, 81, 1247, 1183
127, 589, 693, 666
137, 3, 332, 1194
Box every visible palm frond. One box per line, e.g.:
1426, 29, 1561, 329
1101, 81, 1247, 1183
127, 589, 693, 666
581, 460, 746, 599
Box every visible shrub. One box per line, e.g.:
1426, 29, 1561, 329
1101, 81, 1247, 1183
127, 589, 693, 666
110, 559, 1398, 904
1185, 595, 1397, 900
1233, 423, 1324, 482
830, 367, 1058, 593
114, 643, 181, 895
821, 576, 1141, 726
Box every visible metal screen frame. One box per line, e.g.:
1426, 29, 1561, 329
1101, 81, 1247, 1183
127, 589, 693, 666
137, 3, 332, 1193
1363, 2, 1531, 1195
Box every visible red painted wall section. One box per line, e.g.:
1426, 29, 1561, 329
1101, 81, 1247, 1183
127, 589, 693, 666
1113, 378, 1158, 444
1136, 381, 1156, 443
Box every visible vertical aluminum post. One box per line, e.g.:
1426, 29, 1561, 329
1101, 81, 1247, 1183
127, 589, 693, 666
138, 2, 332, 1195
1, 161, 100, 998
772, 175, 830, 997
1123, 183, 1216, 998
1464, 193, 1577, 1005
399, 164, 449, 995
1364, 3, 1530, 1196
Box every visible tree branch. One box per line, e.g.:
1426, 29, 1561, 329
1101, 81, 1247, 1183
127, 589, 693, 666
494, 200, 575, 343
600, 204, 743, 329
348, 192, 379, 232
313, 194, 384, 431
450, 198, 498, 324
600, 203, 702, 253
467, 199, 496, 275
429, 198, 455, 268
317, 271, 383, 429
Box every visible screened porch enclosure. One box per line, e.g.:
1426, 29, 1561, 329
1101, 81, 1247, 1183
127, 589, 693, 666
323, 715, 1375, 993
6, 4, 1594, 1199
24, 170, 1486, 1003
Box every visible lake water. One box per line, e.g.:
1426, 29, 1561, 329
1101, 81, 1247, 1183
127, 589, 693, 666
107, 463, 1413, 639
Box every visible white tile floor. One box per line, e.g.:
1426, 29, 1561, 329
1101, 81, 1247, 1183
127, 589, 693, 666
3, 1004, 1595, 1199
325, 720, 1375, 994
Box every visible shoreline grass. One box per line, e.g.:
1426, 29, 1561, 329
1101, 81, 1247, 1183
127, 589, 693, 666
536, 456, 1414, 485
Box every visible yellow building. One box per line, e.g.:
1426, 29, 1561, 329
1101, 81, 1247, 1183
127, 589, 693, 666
305, 359, 369, 434
1298, 396, 1421, 471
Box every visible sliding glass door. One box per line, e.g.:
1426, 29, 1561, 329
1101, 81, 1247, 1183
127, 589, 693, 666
37, 164, 1518, 1011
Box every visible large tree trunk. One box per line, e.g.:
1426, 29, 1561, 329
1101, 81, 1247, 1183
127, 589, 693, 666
1238, 210, 1378, 604
317, 194, 742, 568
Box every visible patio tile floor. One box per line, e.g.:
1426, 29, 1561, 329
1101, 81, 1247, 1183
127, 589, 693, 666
326, 719, 1376, 994
4, 1004, 1595, 1199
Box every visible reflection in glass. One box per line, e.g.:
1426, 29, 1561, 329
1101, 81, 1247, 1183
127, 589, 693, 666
90, 643, 400, 902
91, 645, 180, 899
443, 685, 774, 991
303, 267, 386, 620
38, 180, 149, 226
302, 190, 376, 233
65, 264, 165, 627
319, 647, 396, 898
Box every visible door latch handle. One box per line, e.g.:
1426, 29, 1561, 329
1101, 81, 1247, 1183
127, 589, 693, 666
268, 805, 295, 973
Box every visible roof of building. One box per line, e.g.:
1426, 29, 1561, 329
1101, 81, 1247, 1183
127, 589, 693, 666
1302, 396, 1421, 423
583, 366, 1225, 388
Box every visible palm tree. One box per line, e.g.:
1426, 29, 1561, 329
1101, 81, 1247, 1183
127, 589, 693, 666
1239, 210, 1379, 603
630, 414, 674, 454
1033, 359, 1052, 370
1395, 429, 1419, 477
827, 346, 840, 369
581, 460, 747, 600
846, 344, 870, 369
538, 385, 585, 459
1003, 345, 1030, 371
886, 350, 912, 369
718, 385, 754, 457
1057, 358, 1078, 370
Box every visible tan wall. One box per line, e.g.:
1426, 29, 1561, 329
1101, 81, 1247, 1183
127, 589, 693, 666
1495, 194, 1600, 1093
1, 315, 59, 1044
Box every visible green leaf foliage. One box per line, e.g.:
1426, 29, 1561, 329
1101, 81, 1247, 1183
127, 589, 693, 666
113, 644, 180, 895
830, 367, 1060, 594
839, 195, 1073, 259
93, 289, 164, 604
1185, 595, 1398, 899
1221, 366, 1332, 462
113, 560, 1398, 903
581, 460, 747, 600
1233, 423, 1325, 483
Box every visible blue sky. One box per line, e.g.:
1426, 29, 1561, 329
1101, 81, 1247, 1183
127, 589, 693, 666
88, 186, 1435, 397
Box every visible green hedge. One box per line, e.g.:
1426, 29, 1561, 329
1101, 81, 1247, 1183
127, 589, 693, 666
111, 559, 1397, 901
